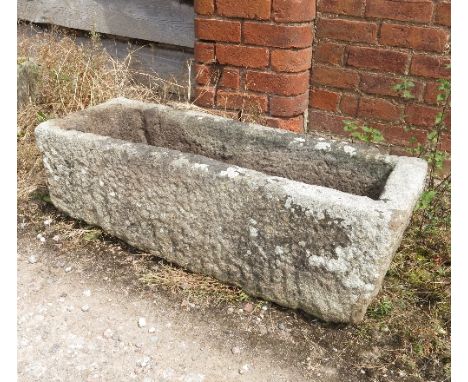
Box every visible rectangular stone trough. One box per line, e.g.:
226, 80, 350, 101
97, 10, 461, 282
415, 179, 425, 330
35, 98, 427, 323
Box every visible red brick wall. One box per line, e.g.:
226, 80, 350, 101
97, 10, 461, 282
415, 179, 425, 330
194, 0, 316, 132
310, 0, 451, 151
194, 0, 451, 151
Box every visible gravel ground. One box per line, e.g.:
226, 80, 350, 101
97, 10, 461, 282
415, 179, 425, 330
17, 232, 347, 382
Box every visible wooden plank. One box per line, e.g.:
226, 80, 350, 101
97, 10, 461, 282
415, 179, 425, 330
18, 0, 195, 48
99, 38, 194, 82
18, 23, 194, 82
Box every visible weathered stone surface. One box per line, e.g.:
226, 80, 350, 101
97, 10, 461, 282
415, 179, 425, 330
35, 98, 427, 323
17, 59, 39, 109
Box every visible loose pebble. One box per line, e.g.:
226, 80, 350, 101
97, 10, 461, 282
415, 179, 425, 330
231, 346, 241, 355
243, 303, 254, 313
81, 305, 90, 312
65, 266, 72, 273
138, 317, 146, 328
136, 356, 151, 368
103, 329, 113, 339
28, 256, 37, 264
148, 327, 156, 334
239, 364, 250, 375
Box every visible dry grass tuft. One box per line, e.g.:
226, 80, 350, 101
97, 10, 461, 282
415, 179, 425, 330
140, 263, 251, 304
17, 26, 189, 205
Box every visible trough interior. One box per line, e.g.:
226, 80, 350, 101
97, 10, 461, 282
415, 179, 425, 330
57, 103, 394, 199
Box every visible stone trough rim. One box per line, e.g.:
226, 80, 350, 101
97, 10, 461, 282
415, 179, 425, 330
36, 97, 428, 214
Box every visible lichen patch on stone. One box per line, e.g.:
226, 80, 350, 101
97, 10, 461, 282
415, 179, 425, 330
219, 167, 241, 178
314, 142, 331, 151
343, 146, 357, 156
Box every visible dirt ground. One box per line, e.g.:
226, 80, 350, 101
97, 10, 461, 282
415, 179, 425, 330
17, 201, 428, 382
18, 229, 354, 382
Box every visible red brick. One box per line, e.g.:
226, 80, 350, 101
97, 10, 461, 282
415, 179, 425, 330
195, 42, 215, 63
346, 46, 409, 74
216, 90, 268, 113
272, 0, 316, 22
195, 64, 218, 86
360, 73, 424, 100
195, 0, 215, 15
358, 97, 401, 121
311, 66, 360, 90
317, 18, 378, 44
410, 55, 451, 79
365, 0, 434, 23
216, 44, 269, 69
424, 81, 450, 105
310, 88, 340, 112
444, 110, 451, 129
270, 93, 309, 117
246, 71, 310, 96
308, 110, 347, 136
263, 116, 304, 133
315, 42, 345, 66
317, 0, 365, 16
216, 0, 271, 20
195, 19, 241, 43
405, 103, 441, 127
381, 124, 428, 147
194, 86, 216, 107
380, 23, 449, 53
434, 2, 451, 27
340, 94, 359, 116
440, 133, 451, 153
271, 48, 312, 73
243, 22, 313, 48
386, 127, 450, 154
219, 68, 241, 89
444, 110, 452, 129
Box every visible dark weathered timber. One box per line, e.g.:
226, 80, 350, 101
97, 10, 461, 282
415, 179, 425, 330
18, 23, 194, 82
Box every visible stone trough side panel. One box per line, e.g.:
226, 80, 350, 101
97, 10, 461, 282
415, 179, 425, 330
309, 0, 451, 152
194, 0, 316, 133
35, 122, 389, 323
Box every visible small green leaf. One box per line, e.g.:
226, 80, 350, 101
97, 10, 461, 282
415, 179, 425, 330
37, 111, 48, 123
83, 230, 102, 241
427, 130, 438, 142
402, 90, 414, 99
41, 194, 52, 204
417, 190, 437, 211
370, 298, 393, 318
393, 79, 415, 99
